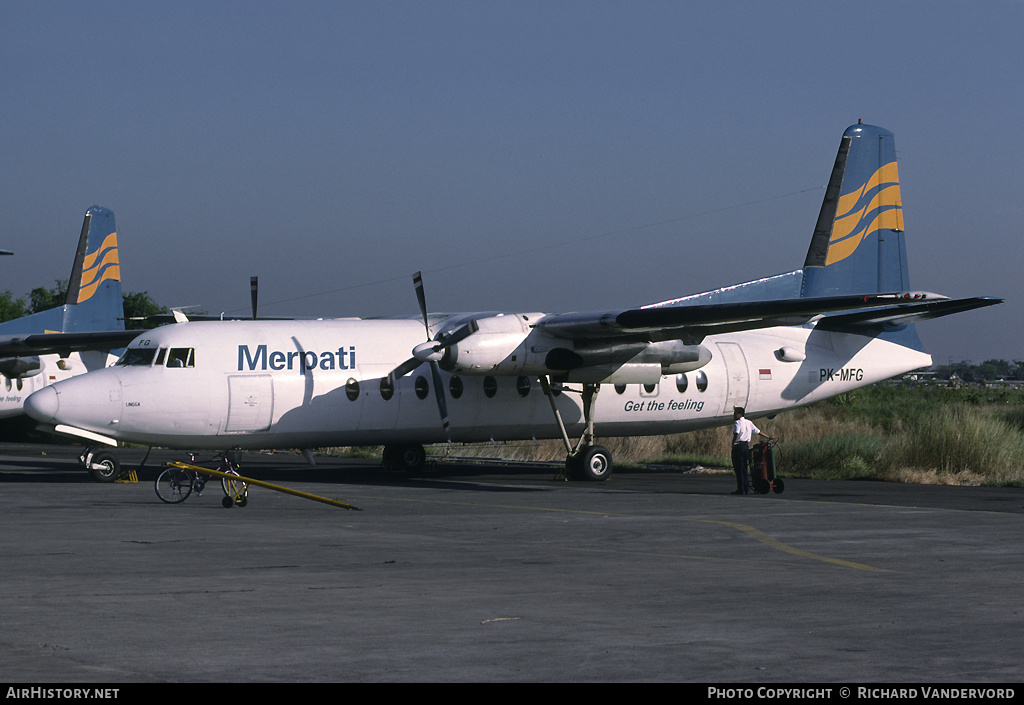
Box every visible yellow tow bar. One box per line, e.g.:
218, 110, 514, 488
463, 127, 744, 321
166, 462, 360, 510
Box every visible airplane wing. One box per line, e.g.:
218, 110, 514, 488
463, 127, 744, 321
814, 296, 1003, 331
0, 330, 142, 358
536, 292, 986, 344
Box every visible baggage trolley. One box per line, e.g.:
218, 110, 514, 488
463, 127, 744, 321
750, 438, 784, 494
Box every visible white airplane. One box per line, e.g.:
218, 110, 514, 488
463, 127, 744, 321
25, 124, 1000, 482
0, 207, 137, 437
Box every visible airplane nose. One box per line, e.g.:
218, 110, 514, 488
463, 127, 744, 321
25, 386, 59, 423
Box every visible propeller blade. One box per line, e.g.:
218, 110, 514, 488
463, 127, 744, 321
437, 319, 478, 347
250, 276, 258, 320
429, 362, 451, 442
413, 271, 429, 332
389, 357, 422, 381
404, 272, 461, 442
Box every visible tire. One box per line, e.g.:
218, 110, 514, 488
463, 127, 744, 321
573, 445, 613, 482
155, 467, 193, 504
397, 444, 427, 472
88, 450, 120, 483
384, 443, 427, 472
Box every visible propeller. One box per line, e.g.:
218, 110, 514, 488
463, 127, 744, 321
389, 272, 479, 442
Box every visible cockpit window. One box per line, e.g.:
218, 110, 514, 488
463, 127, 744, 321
116, 348, 157, 366
166, 348, 195, 368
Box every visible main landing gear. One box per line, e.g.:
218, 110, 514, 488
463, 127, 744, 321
380, 378, 614, 481
381, 443, 429, 473
541, 377, 613, 482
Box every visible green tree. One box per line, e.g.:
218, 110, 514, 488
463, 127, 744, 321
0, 291, 29, 322
0, 282, 167, 329
29, 280, 67, 314
122, 291, 168, 330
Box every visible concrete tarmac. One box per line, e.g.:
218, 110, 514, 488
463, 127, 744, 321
1, 444, 1022, 683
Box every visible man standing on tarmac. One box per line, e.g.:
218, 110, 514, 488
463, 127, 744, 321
731, 407, 769, 495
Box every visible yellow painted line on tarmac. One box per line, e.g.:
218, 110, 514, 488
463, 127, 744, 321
685, 518, 888, 572
346, 493, 888, 572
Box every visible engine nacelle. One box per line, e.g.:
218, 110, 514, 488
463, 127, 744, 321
548, 340, 712, 384
544, 339, 710, 372
0, 356, 43, 379
440, 313, 540, 374
440, 313, 713, 384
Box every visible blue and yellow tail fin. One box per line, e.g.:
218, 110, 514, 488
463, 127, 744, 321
62, 206, 123, 332
801, 122, 909, 297
0, 206, 125, 335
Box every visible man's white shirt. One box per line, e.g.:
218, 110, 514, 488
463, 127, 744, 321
733, 417, 760, 443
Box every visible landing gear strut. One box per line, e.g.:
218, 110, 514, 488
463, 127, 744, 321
541, 377, 613, 481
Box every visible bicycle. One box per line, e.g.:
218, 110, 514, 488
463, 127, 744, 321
154, 454, 249, 507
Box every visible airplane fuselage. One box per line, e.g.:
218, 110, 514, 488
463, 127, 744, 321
27, 317, 930, 450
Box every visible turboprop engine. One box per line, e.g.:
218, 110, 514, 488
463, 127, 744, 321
0, 356, 43, 379
438, 313, 541, 374
437, 313, 712, 384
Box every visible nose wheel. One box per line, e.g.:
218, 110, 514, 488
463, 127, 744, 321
82, 448, 121, 483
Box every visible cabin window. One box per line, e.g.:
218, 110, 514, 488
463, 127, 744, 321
345, 378, 360, 402
483, 376, 497, 398
614, 384, 627, 395
516, 376, 531, 397
676, 374, 688, 393
116, 348, 156, 366
643, 383, 657, 394
166, 348, 194, 368
379, 377, 395, 401
449, 375, 464, 399
414, 375, 430, 400
696, 370, 708, 392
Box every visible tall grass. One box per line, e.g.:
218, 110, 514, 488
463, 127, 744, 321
332, 385, 1024, 487
759, 386, 1024, 486
879, 405, 1024, 485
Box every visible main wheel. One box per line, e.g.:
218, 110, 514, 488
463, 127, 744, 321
570, 445, 613, 482
155, 467, 193, 504
88, 450, 120, 483
384, 443, 427, 472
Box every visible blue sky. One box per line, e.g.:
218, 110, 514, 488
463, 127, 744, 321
2, 1, 1020, 364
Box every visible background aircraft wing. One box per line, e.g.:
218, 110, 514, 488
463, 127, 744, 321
536, 291, 958, 344
0, 330, 141, 357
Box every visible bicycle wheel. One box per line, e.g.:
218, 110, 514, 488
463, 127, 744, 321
155, 467, 193, 504
220, 469, 248, 507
